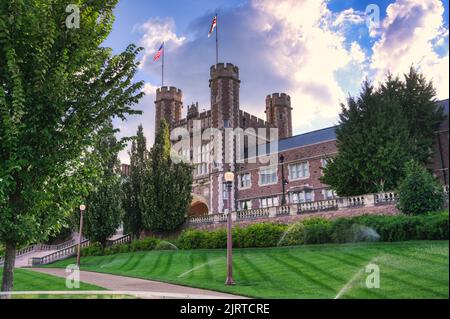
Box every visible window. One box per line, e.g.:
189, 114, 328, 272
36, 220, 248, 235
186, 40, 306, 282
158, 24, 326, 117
323, 189, 334, 200
259, 167, 277, 185
239, 173, 251, 189
260, 196, 278, 208
290, 190, 313, 203
288, 162, 309, 180
239, 200, 252, 210
223, 119, 230, 128
194, 144, 209, 176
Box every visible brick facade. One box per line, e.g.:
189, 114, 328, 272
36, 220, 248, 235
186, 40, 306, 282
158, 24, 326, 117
128, 63, 448, 216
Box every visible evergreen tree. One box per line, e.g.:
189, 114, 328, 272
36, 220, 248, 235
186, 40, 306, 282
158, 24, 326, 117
141, 120, 193, 231
379, 67, 444, 164
397, 160, 445, 215
122, 125, 147, 239
83, 122, 124, 248
321, 82, 413, 196
0, 1, 143, 293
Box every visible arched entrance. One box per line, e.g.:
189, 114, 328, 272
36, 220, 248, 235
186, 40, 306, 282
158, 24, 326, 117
189, 194, 209, 216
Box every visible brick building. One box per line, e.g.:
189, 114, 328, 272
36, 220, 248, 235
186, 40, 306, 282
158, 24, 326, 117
126, 62, 448, 216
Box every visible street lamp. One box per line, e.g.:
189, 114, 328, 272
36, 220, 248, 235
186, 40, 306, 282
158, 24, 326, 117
280, 155, 288, 205
224, 170, 235, 286
76, 204, 86, 268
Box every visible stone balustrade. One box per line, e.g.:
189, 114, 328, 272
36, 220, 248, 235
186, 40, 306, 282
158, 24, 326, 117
188, 191, 401, 225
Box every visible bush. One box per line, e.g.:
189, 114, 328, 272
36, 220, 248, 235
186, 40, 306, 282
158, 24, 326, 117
279, 218, 332, 246
81, 243, 103, 257
397, 160, 445, 215
234, 223, 287, 248
130, 237, 160, 252
154, 240, 178, 250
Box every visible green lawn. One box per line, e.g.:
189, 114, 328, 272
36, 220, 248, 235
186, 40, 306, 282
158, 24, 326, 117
0, 268, 123, 299
47, 240, 449, 299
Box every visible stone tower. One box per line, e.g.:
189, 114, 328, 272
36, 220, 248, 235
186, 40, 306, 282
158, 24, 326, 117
209, 63, 241, 215
154, 86, 183, 131
210, 63, 240, 129
265, 93, 293, 139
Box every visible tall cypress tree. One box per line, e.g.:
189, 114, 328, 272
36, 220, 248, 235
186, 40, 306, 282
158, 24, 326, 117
83, 122, 124, 248
379, 67, 445, 164
141, 120, 193, 231
122, 125, 147, 239
321, 82, 413, 196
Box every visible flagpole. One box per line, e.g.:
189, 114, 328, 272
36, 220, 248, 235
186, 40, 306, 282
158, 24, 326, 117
215, 13, 219, 65
162, 42, 165, 87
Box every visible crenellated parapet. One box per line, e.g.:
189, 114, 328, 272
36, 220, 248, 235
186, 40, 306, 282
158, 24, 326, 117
210, 63, 240, 81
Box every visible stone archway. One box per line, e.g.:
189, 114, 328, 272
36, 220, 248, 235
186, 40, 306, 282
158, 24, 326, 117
189, 194, 209, 216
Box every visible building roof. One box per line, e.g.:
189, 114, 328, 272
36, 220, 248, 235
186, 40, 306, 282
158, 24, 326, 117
277, 99, 449, 151
278, 126, 337, 151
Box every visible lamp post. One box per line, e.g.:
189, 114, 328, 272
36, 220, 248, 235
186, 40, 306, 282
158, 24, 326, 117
224, 170, 235, 285
76, 204, 86, 268
280, 155, 288, 205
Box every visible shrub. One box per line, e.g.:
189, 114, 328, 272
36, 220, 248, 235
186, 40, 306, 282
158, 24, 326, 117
397, 160, 445, 215
130, 237, 160, 252
81, 243, 102, 257
176, 229, 208, 249
234, 223, 287, 248
154, 240, 178, 250
280, 218, 332, 246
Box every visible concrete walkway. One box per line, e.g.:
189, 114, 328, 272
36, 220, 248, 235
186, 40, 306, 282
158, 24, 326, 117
30, 268, 247, 299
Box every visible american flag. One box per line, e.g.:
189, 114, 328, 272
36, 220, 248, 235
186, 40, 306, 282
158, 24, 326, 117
208, 15, 217, 38
153, 42, 164, 61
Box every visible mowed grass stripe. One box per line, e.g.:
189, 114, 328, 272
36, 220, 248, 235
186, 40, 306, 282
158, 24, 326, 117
47, 241, 449, 299
339, 250, 448, 298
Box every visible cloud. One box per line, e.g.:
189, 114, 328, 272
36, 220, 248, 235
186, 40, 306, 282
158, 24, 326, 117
370, 0, 449, 98
135, 18, 186, 69
117, 0, 448, 163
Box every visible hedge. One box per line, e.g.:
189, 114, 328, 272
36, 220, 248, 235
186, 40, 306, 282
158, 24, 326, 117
177, 211, 448, 249
81, 211, 448, 255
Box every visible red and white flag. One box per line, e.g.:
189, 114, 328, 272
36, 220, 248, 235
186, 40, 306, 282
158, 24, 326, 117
153, 42, 164, 62
208, 15, 217, 38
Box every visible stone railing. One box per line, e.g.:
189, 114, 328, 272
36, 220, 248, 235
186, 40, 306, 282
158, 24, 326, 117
107, 234, 132, 247
31, 240, 91, 266
187, 191, 399, 225
0, 238, 77, 265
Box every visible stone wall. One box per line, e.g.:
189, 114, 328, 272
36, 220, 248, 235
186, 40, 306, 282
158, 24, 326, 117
189, 204, 399, 231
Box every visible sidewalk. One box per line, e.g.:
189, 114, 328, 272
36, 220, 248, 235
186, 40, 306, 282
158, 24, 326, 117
30, 268, 248, 299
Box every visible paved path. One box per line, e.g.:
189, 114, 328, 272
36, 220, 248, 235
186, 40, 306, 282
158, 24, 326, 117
14, 250, 58, 268
30, 268, 247, 299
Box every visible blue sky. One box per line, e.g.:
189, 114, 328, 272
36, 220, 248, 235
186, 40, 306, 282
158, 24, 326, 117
106, 0, 449, 163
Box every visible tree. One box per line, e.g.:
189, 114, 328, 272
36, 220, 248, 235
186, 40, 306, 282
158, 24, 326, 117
397, 160, 445, 215
82, 122, 124, 248
141, 120, 193, 232
122, 125, 147, 239
379, 67, 445, 164
0, 1, 143, 294
321, 82, 413, 196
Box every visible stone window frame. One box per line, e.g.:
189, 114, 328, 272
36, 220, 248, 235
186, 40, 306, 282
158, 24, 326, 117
258, 166, 278, 186
288, 161, 310, 181
289, 189, 314, 204
239, 200, 252, 210
260, 196, 279, 208
238, 172, 252, 190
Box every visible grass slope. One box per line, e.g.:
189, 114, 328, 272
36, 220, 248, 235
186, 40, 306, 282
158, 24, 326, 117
47, 241, 449, 299
0, 268, 115, 299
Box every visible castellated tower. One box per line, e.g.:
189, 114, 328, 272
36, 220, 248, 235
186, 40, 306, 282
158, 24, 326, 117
154, 86, 183, 131
265, 93, 293, 139
210, 63, 240, 129
209, 63, 241, 215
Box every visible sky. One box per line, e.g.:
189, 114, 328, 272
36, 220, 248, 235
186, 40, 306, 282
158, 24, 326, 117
105, 0, 450, 164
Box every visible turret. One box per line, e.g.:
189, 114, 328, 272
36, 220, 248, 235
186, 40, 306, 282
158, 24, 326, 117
209, 63, 240, 129
265, 93, 293, 139
154, 86, 183, 131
